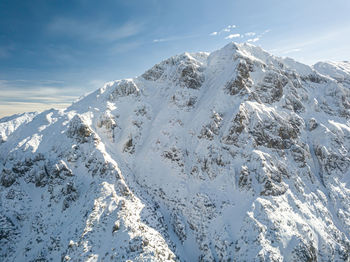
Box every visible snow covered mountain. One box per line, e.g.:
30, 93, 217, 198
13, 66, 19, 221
1, 42, 350, 261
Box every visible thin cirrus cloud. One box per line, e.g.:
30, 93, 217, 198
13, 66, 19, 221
0, 102, 71, 118
210, 24, 237, 36
225, 34, 241, 39
210, 25, 263, 43
0, 79, 106, 117
280, 48, 302, 55
47, 17, 143, 42
0, 79, 79, 117
0, 80, 78, 104
247, 37, 260, 43
245, 32, 256, 37
110, 41, 144, 54
210, 24, 271, 44
246, 29, 270, 43
154, 25, 266, 45
153, 34, 200, 43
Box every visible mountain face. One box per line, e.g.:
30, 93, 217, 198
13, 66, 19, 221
1, 43, 350, 261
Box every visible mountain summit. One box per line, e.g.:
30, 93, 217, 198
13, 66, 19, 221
1, 43, 350, 261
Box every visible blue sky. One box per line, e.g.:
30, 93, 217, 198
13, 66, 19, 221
0, 0, 349, 117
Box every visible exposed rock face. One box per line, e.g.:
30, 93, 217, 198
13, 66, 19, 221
1, 43, 350, 261
142, 52, 206, 90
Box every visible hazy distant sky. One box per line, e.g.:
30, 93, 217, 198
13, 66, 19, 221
0, 0, 349, 117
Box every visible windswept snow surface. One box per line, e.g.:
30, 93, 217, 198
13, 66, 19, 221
314, 61, 350, 84
1, 43, 350, 261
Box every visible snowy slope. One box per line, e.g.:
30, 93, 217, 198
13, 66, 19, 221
1, 42, 350, 261
314, 61, 350, 84
0, 112, 37, 144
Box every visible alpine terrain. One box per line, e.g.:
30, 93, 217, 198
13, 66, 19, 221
1, 42, 350, 261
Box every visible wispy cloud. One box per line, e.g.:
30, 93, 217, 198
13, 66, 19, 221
281, 48, 301, 55
245, 32, 256, 37
48, 17, 142, 42
153, 34, 199, 43
223, 25, 237, 31
0, 78, 105, 117
210, 24, 237, 36
0, 79, 79, 105
245, 29, 270, 43
225, 34, 241, 39
270, 25, 350, 57
109, 41, 144, 54
153, 39, 166, 43
156, 25, 238, 44
247, 37, 260, 43
0, 93, 75, 118
0, 79, 65, 86
209, 25, 269, 44
43, 44, 82, 65
0, 102, 70, 118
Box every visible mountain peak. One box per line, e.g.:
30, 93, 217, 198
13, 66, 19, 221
1, 43, 350, 261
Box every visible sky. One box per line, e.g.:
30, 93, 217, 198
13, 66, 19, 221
0, 0, 349, 118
